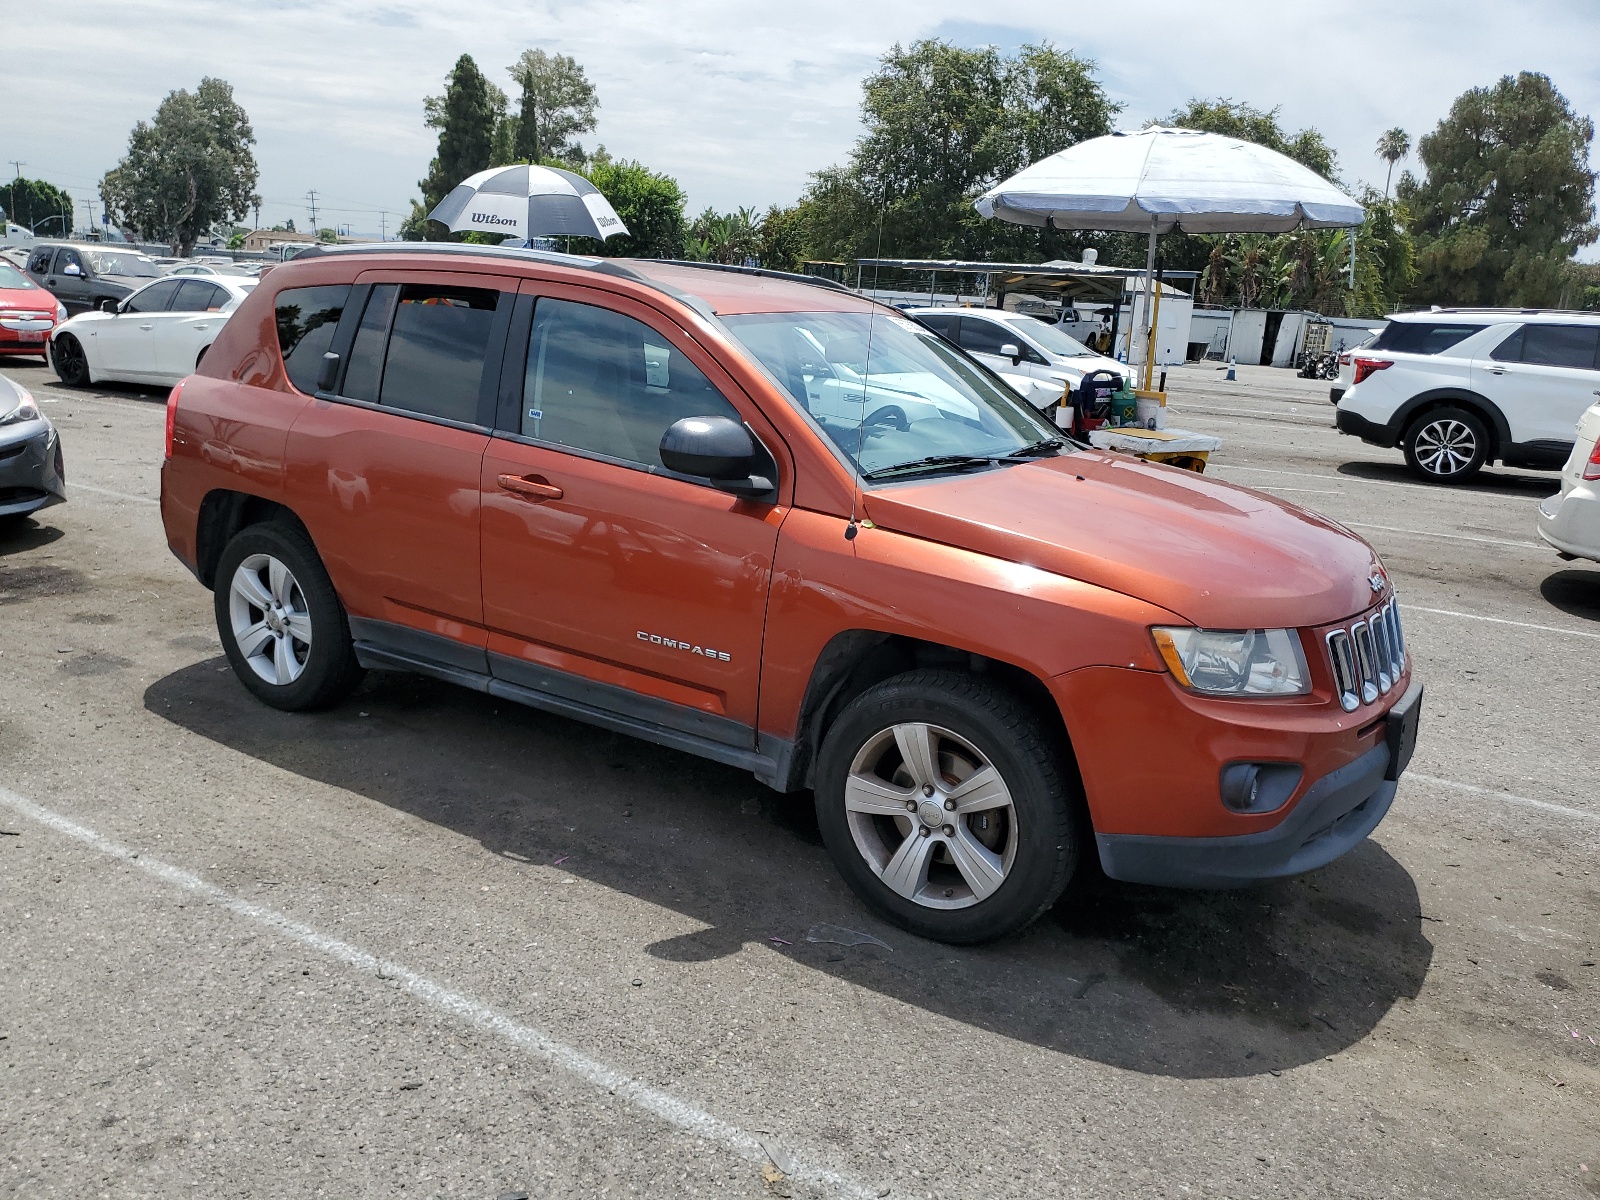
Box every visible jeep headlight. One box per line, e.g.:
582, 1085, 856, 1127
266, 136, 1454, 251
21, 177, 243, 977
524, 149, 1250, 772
1151, 627, 1310, 696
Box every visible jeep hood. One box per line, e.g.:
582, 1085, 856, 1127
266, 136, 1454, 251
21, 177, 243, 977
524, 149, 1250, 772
860, 451, 1384, 629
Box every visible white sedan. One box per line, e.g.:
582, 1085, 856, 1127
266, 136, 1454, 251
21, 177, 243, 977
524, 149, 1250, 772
1537, 402, 1600, 564
47, 274, 255, 388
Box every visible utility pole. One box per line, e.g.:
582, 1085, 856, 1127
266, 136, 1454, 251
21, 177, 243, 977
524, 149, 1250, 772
379, 211, 388, 241
81, 198, 97, 234
5, 161, 21, 227
305, 189, 320, 231
253, 201, 260, 230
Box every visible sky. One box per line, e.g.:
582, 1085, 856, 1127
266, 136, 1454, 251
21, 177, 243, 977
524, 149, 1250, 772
2, 0, 1597, 259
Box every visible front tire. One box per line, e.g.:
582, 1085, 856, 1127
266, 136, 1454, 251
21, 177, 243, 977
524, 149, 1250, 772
213, 522, 363, 711
814, 670, 1079, 944
1404, 406, 1488, 483
51, 334, 90, 387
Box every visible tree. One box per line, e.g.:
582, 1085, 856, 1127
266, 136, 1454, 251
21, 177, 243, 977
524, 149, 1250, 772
757, 204, 808, 272
801, 39, 1119, 263
559, 150, 685, 259
1, 176, 73, 234
100, 77, 259, 256
417, 54, 500, 238
508, 49, 598, 165
1164, 98, 1338, 181
1399, 72, 1597, 307
1376, 127, 1410, 198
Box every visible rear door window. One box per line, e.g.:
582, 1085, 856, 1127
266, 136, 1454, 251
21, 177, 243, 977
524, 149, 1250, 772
1371, 321, 1485, 355
521, 296, 741, 469
375, 284, 501, 424
956, 317, 1014, 356
915, 312, 960, 339
275, 284, 352, 394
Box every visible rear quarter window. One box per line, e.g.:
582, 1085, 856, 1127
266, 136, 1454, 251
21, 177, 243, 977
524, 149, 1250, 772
1371, 321, 1486, 356
275, 285, 351, 393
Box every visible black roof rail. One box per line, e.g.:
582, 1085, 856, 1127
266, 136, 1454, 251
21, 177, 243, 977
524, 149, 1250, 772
288, 241, 717, 319
640, 258, 856, 294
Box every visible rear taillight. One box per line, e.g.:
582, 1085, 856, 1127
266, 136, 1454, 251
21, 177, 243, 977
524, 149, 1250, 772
1583, 438, 1600, 482
164, 379, 184, 460
1352, 357, 1393, 385
1338, 352, 1351, 365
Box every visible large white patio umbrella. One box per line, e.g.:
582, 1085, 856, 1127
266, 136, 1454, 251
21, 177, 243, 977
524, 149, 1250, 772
975, 126, 1364, 381
428, 164, 629, 241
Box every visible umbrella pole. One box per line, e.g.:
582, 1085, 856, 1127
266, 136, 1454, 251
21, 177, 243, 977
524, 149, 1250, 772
1141, 219, 1158, 392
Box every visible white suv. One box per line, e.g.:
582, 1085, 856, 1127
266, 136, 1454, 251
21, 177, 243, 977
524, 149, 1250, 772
1537, 402, 1600, 563
1335, 310, 1600, 483
906, 307, 1126, 410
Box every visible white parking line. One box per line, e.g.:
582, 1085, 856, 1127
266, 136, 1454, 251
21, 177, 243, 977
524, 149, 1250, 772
1408, 773, 1600, 823
1401, 604, 1600, 641
1344, 522, 1542, 549
71, 482, 159, 506
0, 785, 875, 1200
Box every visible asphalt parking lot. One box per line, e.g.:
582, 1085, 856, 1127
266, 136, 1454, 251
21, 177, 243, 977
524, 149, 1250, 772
2, 355, 1598, 1199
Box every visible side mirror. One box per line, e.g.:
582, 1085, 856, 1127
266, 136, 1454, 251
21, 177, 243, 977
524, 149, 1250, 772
1000, 342, 1021, 365
315, 351, 341, 393
62, 263, 82, 276
102, 298, 119, 315
659, 416, 774, 500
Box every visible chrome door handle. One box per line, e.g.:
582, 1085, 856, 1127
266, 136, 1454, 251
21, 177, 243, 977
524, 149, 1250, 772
193, 323, 209, 331
139, 323, 154, 330
497, 473, 563, 501
1486, 366, 1506, 374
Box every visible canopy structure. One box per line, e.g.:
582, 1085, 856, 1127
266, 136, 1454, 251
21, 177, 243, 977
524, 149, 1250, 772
976, 127, 1365, 386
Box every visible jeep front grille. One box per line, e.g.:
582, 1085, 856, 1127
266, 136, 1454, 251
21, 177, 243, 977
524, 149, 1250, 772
1326, 597, 1406, 712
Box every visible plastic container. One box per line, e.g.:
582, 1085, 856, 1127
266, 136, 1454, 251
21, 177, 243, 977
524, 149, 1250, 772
1135, 397, 1166, 430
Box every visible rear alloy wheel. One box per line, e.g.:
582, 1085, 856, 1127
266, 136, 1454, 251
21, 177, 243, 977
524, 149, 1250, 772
815, 669, 1078, 944
214, 522, 363, 711
51, 334, 90, 387
1404, 406, 1488, 483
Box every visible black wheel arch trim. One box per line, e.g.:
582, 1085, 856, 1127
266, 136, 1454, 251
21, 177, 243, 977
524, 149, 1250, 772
1387, 389, 1510, 459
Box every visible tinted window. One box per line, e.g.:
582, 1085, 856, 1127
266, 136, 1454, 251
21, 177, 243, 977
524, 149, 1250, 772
171, 279, 226, 312
1518, 324, 1600, 370
1371, 321, 1485, 355
523, 297, 740, 468
957, 317, 1015, 356
275, 284, 351, 394
123, 279, 183, 314
378, 284, 500, 423
26, 250, 52, 275
915, 312, 960, 339
341, 284, 398, 403
54, 249, 83, 275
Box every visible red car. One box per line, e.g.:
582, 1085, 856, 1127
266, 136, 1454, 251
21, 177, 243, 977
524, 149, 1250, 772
160, 245, 1421, 944
0, 260, 66, 359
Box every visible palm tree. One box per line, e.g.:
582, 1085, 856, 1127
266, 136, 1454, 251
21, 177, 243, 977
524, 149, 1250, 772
1376, 127, 1410, 199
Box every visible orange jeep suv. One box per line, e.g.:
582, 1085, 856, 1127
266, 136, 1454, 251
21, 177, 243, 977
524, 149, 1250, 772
160, 244, 1421, 944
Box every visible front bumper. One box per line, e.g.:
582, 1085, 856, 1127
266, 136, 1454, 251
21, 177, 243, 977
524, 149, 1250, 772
1095, 680, 1422, 889
0, 318, 56, 354
1538, 485, 1600, 563
0, 421, 67, 516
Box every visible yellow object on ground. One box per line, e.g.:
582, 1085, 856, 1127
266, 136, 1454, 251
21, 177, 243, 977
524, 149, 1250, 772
1086, 426, 1223, 474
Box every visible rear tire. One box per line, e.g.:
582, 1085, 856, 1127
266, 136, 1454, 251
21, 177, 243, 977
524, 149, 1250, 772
1404, 406, 1488, 483
814, 669, 1078, 945
213, 522, 364, 711
51, 334, 90, 387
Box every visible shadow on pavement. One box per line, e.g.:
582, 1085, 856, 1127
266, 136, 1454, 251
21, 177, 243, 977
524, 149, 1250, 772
1336, 459, 1558, 497
0, 518, 65, 558
146, 660, 1433, 1080
1541, 567, 1600, 623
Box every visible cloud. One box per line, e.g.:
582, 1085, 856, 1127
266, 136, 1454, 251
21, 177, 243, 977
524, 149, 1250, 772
2, 0, 1595, 260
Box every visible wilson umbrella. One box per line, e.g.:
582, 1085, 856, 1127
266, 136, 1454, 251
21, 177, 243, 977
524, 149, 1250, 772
976, 126, 1364, 384
428, 164, 629, 241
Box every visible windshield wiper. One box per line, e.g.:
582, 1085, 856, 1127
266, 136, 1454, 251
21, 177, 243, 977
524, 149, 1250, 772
860, 454, 999, 480
1001, 438, 1067, 459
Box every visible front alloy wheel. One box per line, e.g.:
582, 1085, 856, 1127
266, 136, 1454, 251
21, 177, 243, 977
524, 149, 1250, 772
844, 722, 1017, 909
815, 669, 1079, 944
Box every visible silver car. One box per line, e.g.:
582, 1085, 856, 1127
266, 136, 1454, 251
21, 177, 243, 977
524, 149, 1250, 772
0, 374, 66, 522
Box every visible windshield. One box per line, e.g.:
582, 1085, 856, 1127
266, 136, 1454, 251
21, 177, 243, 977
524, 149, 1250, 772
1015, 317, 1098, 358
85, 251, 162, 278
721, 310, 1059, 476
0, 263, 37, 289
